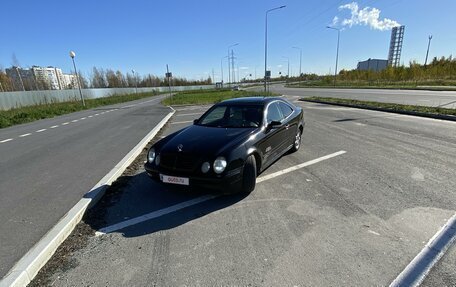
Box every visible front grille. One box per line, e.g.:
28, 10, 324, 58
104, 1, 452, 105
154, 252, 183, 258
160, 153, 198, 172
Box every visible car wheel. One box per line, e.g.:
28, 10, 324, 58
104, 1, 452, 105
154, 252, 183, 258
241, 155, 257, 194
290, 129, 302, 153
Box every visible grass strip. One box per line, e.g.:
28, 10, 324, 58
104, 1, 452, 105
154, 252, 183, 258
162, 89, 277, 106
0, 91, 159, 129
303, 96, 456, 117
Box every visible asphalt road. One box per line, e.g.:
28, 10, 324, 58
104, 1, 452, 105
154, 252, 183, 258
44, 96, 456, 286
267, 84, 456, 108
0, 95, 170, 279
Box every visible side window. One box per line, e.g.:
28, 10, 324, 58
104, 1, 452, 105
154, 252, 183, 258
266, 102, 283, 123
279, 102, 293, 118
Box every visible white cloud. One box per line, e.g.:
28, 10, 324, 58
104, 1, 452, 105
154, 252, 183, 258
336, 2, 400, 31
332, 16, 339, 26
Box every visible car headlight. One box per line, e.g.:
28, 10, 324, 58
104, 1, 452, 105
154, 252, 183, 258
213, 157, 227, 174
148, 148, 156, 163
201, 162, 211, 173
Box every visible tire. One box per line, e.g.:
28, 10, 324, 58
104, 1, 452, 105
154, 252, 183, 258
241, 155, 257, 194
290, 128, 302, 153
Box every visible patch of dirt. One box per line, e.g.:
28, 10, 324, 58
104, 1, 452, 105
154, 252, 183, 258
28, 123, 170, 286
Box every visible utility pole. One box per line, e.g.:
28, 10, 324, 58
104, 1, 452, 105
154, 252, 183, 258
424, 35, 433, 66
212, 68, 215, 84
326, 26, 340, 87
228, 43, 239, 86
292, 46, 302, 77
231, 50, 236, 84
69, 51, 85, 106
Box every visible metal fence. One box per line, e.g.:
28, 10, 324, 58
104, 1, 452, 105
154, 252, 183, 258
0, 85, 215, 110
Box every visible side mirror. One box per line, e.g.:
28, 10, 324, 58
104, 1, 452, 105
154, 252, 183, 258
267, 120, 281, 129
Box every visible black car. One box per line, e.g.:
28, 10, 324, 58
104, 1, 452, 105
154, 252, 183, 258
144, 97, 304, 194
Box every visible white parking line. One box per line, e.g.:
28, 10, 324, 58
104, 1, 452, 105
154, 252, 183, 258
0, 138, 13, 143
95, 151, 346, 235
50, 125, 59, 129
257, 150, 347, 183
171, 120, 194, 125
19, 133, 32, 137
96, 195, 218, 235
36, 129, 47, 133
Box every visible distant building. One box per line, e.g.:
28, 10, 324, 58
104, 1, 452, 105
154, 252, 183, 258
5, 66, 78, 90
357, 59, 388, 72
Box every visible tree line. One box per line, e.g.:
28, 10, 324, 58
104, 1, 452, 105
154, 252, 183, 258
0, 66, 212, 92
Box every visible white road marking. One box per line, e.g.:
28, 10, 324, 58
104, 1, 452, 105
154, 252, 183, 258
0, 138, 13, 143
19, 133, 32, 137
368, 230, 380, 236
36, 129, 47, 133
171, 120, 194, 125
50, 125, 59, 129
62, 122, 69, 125
257, 151, 347, 183
88, 115, 93, 118
390, 213, 456, 287
176, 112, 203, 117
355, 122, 367, 126
80, 117, 86, 120
95, 195, 217, 235
71, 120, 78, 123
94, 114, 100, 116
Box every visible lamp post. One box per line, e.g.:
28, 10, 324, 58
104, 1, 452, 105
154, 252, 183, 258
292, 46, 302, 77
69, 51, 85, 106
326, 26, 340, 87
264, 5, 286, 92
131, 69, 138, 94
282, 56, 290, 78
228, 43, 239, 86
221, 56, 228, 86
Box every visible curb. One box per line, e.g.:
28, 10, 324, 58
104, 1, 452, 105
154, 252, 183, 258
0, 109, 175, 287
390, 213, 456, 287
300, 99, 456, 122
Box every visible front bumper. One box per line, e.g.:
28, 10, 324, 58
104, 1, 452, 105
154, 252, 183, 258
144, 162, 243, 192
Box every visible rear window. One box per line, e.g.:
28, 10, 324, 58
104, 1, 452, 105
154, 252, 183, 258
279, 102, 293, 118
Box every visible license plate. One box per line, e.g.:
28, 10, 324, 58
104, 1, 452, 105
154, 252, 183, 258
160, 174, 189, 186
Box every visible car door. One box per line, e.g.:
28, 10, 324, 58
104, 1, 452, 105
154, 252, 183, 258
278, 101, 297, 149
260, 101, 287, 167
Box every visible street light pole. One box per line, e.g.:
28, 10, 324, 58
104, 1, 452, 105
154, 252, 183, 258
264, 5, 286, 92
292, 46, 302, 77
69, 51, 85, 107
326, 26, 340, 87
221, 56, 228, 87
282, 56, 289, 78
424, 35, 433, 67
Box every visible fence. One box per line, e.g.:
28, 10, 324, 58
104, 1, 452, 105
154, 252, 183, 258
0, 85, 215, 110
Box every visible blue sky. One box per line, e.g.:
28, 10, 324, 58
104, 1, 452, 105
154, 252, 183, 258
1, 0, 455, 81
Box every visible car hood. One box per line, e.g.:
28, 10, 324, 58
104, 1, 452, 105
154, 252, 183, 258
159, 124, 254, 157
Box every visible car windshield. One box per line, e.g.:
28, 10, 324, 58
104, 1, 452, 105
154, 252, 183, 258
197, 104, 263, 128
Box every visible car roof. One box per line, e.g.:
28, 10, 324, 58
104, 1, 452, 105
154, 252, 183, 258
220, 96, 283, 105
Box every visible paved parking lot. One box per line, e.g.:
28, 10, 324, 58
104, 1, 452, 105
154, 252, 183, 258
42, 97, 456, 286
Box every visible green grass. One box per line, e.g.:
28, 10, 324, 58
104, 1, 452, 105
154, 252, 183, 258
303, 96, 456, 116
0, 91, 160, 129
287, 79, 456, 91
162, 89, 277, 105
